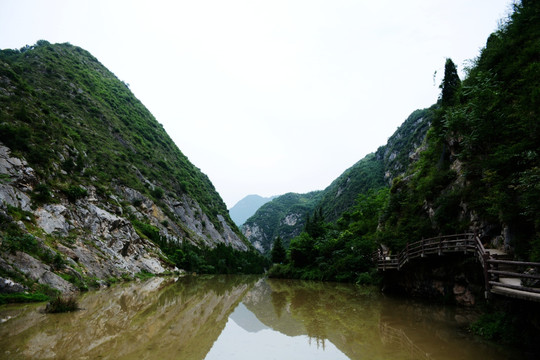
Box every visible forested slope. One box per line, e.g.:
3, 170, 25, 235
244, 108, 431, 254
269, 0, 540, 283
0, 42, 266, 301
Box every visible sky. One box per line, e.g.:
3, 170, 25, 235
0, 0, 514, 208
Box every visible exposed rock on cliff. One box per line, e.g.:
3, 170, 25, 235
0, 142, 249, 294
0, 42, 249, 296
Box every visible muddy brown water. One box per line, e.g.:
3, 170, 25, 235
0, 275, 527, 359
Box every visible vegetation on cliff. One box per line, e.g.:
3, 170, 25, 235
245, 107, 431, 255
269, 0, 540, 282
380, 0, 540, 259
243, 191, 322, 253
0, 41, 233, 233
0, 41, 266, 301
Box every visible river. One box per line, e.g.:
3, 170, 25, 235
0, 275, 527, 359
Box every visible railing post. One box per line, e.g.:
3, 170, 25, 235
483, 251, 491, 300
406, 242, 409, 264
438, 237, 442, 256
493, 260, 499, 283
421, 239, 425, 257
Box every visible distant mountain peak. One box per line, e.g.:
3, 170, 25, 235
229, 194, 277, 227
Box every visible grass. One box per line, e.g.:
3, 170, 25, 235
135, 270, 155, 280
0, 292, 50, 305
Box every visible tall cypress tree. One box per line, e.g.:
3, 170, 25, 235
440, 58, 461, 107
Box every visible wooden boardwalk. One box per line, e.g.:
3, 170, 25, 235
373, 233, 540, 302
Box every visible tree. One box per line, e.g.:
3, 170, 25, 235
288, 233, 316, 267
271, 236, 286, 264
305, 208, 327, 239
439, 58, 461, 107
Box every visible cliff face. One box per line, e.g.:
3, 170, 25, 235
0, 42, 248, 295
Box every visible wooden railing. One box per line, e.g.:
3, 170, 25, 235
487, 259, 540, 300
373, 233, 478, 270
374, 233, 540, 302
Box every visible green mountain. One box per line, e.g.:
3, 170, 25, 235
243, 108, 431, 254
243, 191, 322, 253
267, 0, 540, 284
379, 0, 540, 257
229, 194, 277, 227
0, 41, 263, 299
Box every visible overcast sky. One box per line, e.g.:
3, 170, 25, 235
0, 0, 513, 208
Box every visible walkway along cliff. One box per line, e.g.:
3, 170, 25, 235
374, 233, 540, 304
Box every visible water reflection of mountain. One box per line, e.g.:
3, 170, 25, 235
242, 279, 382, 359
241, 278, 305, 337
229, 303, 269, 333
0, 276, 523, 360
0, 275, 257, 360
242, 279, 520, 360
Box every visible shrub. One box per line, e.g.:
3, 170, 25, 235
63, 185, 88, 202
1, 234, 39, 254
44, 296, 79, 313
132, 220, 161, 243
469, 312, 515, 342
0, 124, 31, 151
31, 183, 53, 204
268, 263, 294, 279
151, 187, 164, 199
356, 271, 377, 286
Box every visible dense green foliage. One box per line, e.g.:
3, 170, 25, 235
243, 191, 322, 250
245, 108, 431, 253
439, 58, 461, 107
130, 219, 269, 274
318, 154, 385, 221
0, 292, 50, 305
379, 1, 540, 259
0, 41, 235, 234
270, 1, 540, 281
168, 242, 270, 274
269, 188, 388, 283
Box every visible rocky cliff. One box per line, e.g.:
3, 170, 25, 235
0, 42, 248, 297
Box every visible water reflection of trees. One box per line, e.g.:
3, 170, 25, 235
270, 290, 287, 319
244, 279, 519, 360
1, 276, 518, 360
244, 279, 382, 359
